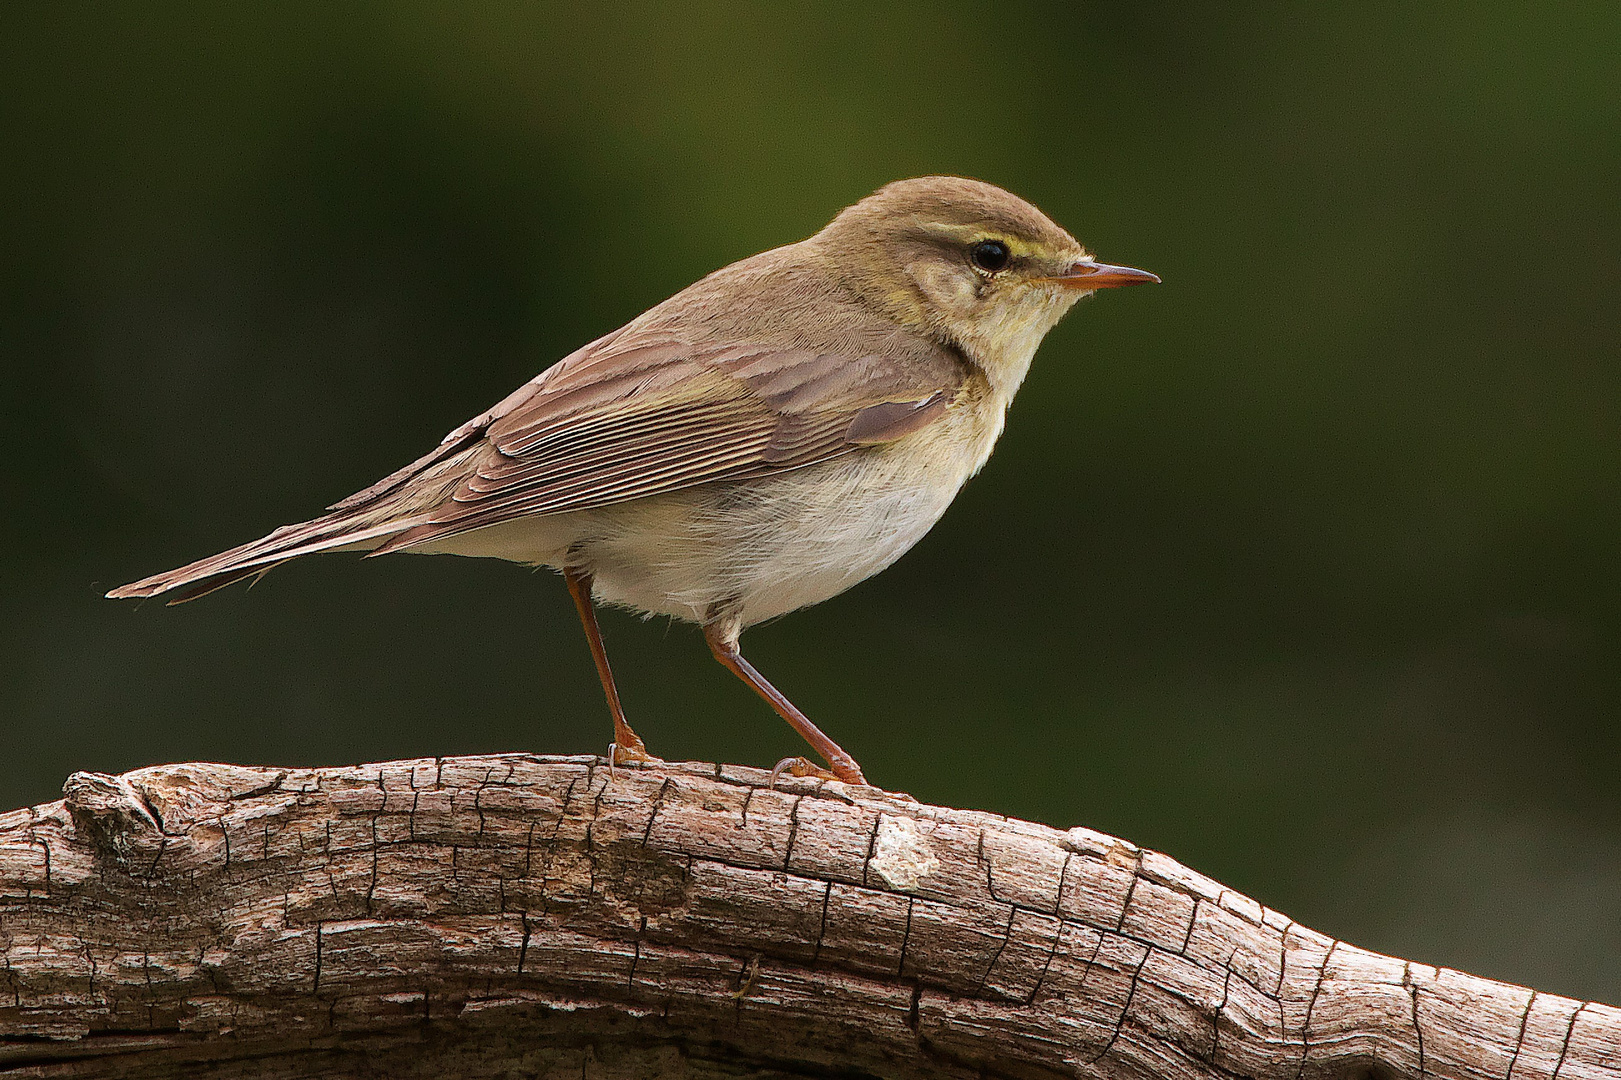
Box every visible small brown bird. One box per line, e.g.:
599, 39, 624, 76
109, 176, 1157, 785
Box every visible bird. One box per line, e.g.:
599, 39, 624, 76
108, 176, 1158, 785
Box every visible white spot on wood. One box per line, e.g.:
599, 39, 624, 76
870, 815, 938, 890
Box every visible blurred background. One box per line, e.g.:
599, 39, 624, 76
3, 4, 1618, 1001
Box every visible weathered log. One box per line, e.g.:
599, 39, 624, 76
0, 754, 1615, 1079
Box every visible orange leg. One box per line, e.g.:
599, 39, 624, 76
564, 567, 655, 765
702, 621, 867, 786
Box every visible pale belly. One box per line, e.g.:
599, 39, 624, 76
425, 436, 984, 627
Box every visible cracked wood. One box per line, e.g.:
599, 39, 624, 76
0, 755, 1616, 1079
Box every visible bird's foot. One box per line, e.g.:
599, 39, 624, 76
769, 756, 866, 788
606, 740, 662, 781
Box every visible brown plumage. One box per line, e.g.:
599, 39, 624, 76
109, 176, 1158, 784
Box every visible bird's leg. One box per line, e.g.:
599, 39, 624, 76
564, 566, 656, 767
701, 617, 868, 786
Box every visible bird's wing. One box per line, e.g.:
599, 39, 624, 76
366, 333, 962, 553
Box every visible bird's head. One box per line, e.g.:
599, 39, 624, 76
810, 176, 1157, 394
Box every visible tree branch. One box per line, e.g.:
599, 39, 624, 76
0, 755, 1616, 1079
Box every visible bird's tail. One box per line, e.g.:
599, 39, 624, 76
105, 510, 422, 605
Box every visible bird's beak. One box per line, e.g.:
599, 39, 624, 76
1041, 260, 1161, 290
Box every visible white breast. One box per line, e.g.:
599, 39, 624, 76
583, 441, 969, 625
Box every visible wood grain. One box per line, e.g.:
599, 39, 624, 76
0, 755, 1615, 1079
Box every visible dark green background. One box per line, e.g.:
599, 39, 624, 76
4, 5, 1618, 1001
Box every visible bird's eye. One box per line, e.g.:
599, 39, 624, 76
969, 239, 1011, 273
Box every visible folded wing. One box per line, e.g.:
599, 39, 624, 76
371, 336, 959, 552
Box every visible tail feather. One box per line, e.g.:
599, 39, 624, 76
161, 566, 270, 606
106, 513, 422, 603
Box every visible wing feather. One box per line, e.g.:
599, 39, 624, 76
369, 332, 966, 554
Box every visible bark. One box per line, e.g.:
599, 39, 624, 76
0, 755, 1615, 1080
